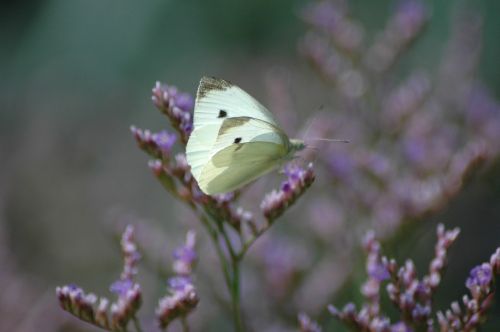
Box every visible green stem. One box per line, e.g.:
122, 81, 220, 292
205, 208, 237, 260
197, 212, 232, 291
181, 316, 190, 332
203, 209, 245, 331
132, 316, 143, 332
236, 225, 268, 260
230, 258, 244, 332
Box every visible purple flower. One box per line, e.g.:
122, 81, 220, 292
173, 230, 197, 276
120, 225, 141, 281
156, 283, 199, 329
180, 121, 193, 135
298, 312, 322, 332
403, 138, 426, 165
213, 192, 235, 204
151, 130, 177, 154
261, 164, 315, 221
394, 0, 427, 38
301, 1, 341, 31
391, 321, 413, 332
173, 246, 197, 266
175, 92, 195, 112
167, 276, 193, 292
151, 82, 194, 139
411, 303, 431, 320
283, 163, 303, 181
110, 279, 134, 297
466, 263, 492, 290
368, 262, 390, 281
281, 181, 292, 193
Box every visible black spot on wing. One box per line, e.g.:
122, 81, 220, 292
218, 110, 227, 118
234, 137, 242, 144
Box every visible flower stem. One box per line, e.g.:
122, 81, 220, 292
203, 210, 245, 331
181, 316, 190, 332
132, 316, 143, 332
230, 258, 244, 332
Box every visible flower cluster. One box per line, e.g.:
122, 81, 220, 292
134, 82, 313, 234
364, 0, 428, 72
156, 230, 199, 329
322, 224, 500, 331
130, 127, 177, 159
56, 1, 500, 330
56, 225, 142, 331
132, 80, 316, 331
261, 163, 315, 222
152, 82, 194, 143
436, 248, 500, 331
298, 312, 322, 332
299, 0, 500, 239
263, 1, 500, 322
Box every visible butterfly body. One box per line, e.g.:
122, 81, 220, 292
186, 77, 305, 195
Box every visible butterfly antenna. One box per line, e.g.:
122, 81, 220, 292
309, 138, 350, 143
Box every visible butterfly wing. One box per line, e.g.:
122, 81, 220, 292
194, 76, 279, 127
198, 141, 287, 194
187, 77, 284, 190
195, 117, 290, 194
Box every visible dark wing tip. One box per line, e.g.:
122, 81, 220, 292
197, 76, 233, 100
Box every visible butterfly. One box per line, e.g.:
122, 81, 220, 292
186, 76, 306, 195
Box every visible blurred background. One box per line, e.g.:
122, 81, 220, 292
1, 0, 500, 331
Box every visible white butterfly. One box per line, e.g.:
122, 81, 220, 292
186, 76, 306, 195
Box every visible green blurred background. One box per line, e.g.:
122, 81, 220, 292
1, 0, 500, 331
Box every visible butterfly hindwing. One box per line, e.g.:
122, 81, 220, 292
196, 117, 290, 194
198, 141, 287, 194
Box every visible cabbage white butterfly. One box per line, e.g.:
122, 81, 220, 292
186, 76, 306, 195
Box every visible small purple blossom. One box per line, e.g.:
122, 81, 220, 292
466, 263, 492, 290
173, 247, 197, 266
131, 126, 177, 160
394, 0, 427, 38
167, 276, 193, 292
151, 130, 177, 155
368, 262, 390, 282
119, 225, 141, 281
172, 230, 197, 275
281, 181, 291, 193
391, 321, 413, 332
110, 279, 134, 297
175, 92, 195, 112
298, 312, 322, 332
156, 230, 199, 329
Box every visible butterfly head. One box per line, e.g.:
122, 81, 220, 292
289, 138, 306, 152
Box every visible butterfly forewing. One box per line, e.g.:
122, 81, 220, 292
193, 77, 278, 127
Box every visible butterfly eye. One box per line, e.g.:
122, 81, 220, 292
218, 110, 228, 118
234, 137, 242, 144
